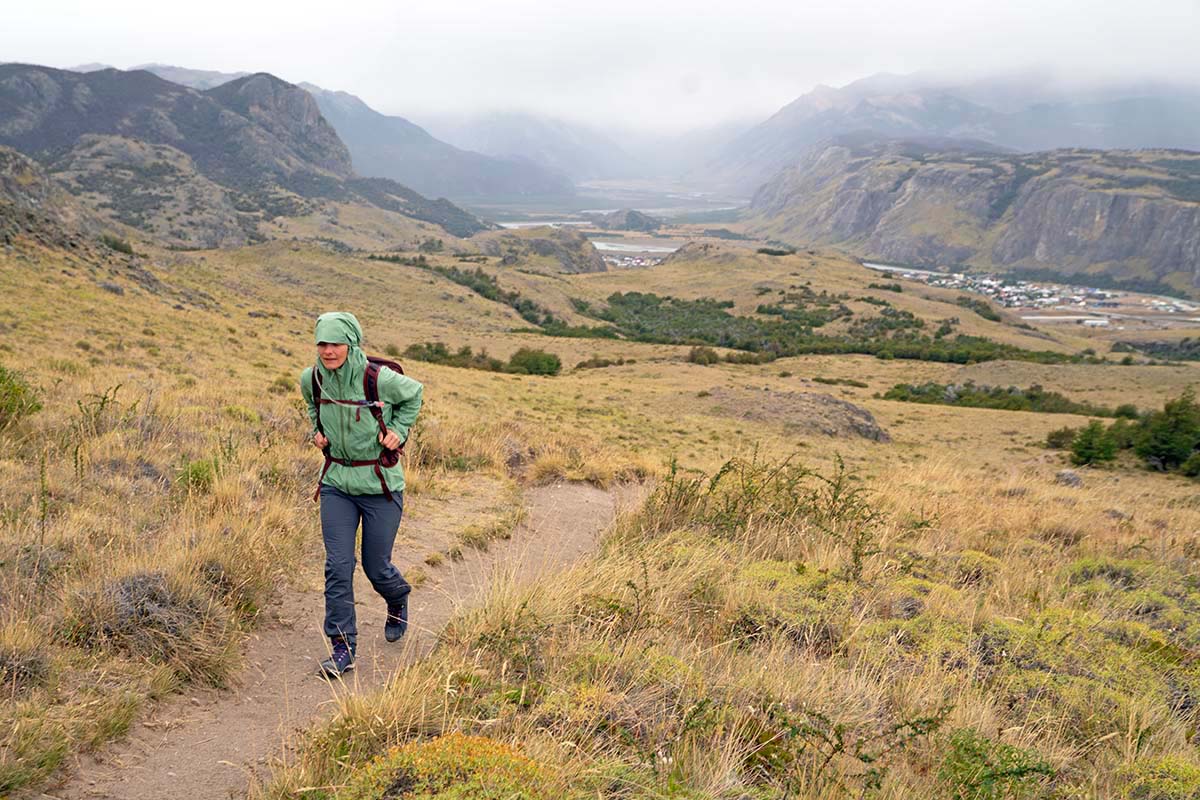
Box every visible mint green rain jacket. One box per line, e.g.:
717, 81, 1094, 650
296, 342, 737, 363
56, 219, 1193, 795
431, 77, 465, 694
300, 312, 424, 496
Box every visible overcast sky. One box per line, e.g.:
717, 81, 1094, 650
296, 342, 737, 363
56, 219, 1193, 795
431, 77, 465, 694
5, 0, 1200, 133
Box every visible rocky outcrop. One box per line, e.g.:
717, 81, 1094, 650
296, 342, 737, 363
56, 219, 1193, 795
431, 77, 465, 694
699, 387, 891, 442
476, 226, 606, 273
749, 139, 1200, 294
587, 208, 662, 232
0, 146, 99, 249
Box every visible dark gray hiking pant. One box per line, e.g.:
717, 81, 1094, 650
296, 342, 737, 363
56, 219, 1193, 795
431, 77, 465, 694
319, 485, 411, 649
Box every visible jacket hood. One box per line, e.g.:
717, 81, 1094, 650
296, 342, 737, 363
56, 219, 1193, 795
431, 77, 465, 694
314, 311, 363, 346
314, 311, 367, 383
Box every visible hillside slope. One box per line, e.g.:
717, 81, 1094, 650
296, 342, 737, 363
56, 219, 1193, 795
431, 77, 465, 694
0, 64, 487, 244
749, 138, 1200, 294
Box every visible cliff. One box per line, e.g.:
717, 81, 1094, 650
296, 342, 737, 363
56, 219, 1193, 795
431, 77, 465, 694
749, 139, 1200, 295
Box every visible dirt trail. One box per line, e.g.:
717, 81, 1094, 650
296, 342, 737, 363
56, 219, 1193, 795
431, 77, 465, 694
46, 480, 637, 800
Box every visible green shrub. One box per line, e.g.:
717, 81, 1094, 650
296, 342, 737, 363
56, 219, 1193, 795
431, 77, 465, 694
1182, 452, 1200, 478
1135, 389, 1200, 470
505, 348, 561, 376
0, 364, 41, 430
99, 233, 134, 255
884, 381, 1118, 416
688, 346, 721, 365
575, 355, 629, 370
178, 458, 218, 493
340, 733, 554, 800
1071, 420, 1117, 465
956, 296, 1002, 322
404, 342, 504, 372
1119, 755, 1200, 799
1114, 403, 1141, 419
937, 728, 1053, 799
1045, 426, 1077, 449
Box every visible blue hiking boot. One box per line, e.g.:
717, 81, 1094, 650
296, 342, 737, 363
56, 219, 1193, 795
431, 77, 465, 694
385, 595, 408, 643
319, 638, 354, 678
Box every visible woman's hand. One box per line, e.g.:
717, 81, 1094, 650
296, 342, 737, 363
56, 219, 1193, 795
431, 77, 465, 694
313, 432, 329, 449
379, 429, 402, 450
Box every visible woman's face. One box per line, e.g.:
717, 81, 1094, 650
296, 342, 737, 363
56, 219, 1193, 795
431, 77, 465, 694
317, 341, 350, 370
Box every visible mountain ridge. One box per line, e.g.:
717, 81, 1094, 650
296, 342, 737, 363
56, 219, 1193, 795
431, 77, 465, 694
0, 63, 487, 244
708, 72, 1200, 193
748, 137, 1200, 295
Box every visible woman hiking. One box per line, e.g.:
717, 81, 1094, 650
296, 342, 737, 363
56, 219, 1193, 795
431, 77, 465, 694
300, 312, 424, 678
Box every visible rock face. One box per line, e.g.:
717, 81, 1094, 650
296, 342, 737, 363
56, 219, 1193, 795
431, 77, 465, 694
587, 208, 662, 232
0, 145, 97, 247
477, 226, 606, 273
0, 64, 488, 245
749, 138, 1200, 295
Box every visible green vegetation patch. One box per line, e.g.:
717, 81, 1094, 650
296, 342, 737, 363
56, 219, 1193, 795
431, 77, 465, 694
579, 292, 1074, 365
882, 381, 1127, 417
1119, 755, 1200, 800
1115, 338, 1200, 362
0, 363, 42, 430
403, 342, 561, 376
956, 295, 1002, 322
937, 728, 1054, 799
340, 733, 555, 800
1045, 390, 1200, 473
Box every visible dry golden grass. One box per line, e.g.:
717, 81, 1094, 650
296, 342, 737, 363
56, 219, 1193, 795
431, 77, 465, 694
2, 232, 1199, 797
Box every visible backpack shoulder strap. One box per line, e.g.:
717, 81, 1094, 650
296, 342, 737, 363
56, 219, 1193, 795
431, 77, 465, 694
362, 361, 388, 437
310, 366, 325, 436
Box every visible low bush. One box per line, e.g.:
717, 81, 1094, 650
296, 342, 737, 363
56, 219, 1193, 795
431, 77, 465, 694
956, 295, 1002, 322
0, 363, 41, 430
99, 234, 134, 255
505, 348, 561, 376
1045, 426, 1077, 449
937, 728, 1054, 799
885, 381, 1122, 417
575, 355, 632, 370
59, 571, 235, 685
1071, 421, 1117, 465
340, 733, 555, 800
403, 342, 504, 372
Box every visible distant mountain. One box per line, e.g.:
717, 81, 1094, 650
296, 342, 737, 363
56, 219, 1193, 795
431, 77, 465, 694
65, 63, 115, 73
421, 111, 642, 182
748, 137, 1200, 295
299, 85, 575, 202
617, 120, 753, 179
124, 64, 572, 202
132, 64, 250, 90
709, 72, 1200, 193
0, 64, 486, 245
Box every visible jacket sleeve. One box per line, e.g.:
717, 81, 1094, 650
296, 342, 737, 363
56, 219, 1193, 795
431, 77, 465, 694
380, 367, 423, 443
299, 367, 319, 436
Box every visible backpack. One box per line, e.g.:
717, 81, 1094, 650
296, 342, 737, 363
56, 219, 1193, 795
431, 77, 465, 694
310, 356, 406, 501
